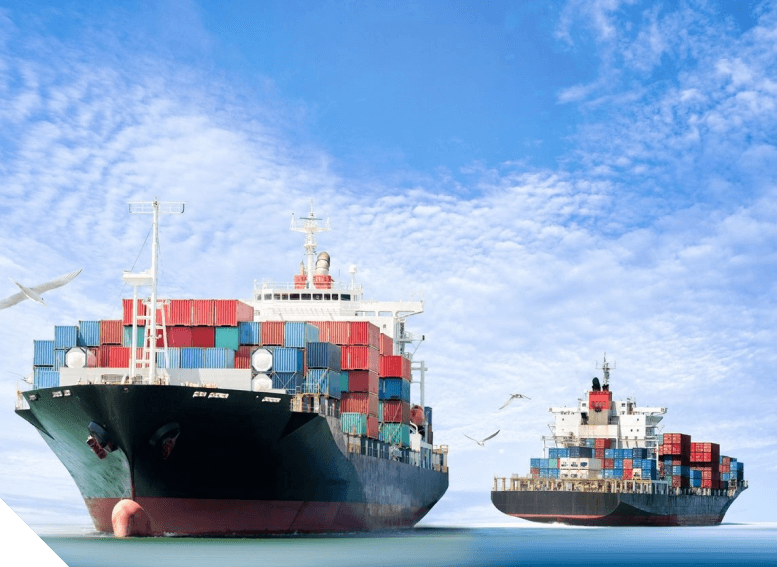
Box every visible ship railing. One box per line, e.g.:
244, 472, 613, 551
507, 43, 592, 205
15, 386, 30, 411
493, 476, 657, 494
290, 393, 340, 419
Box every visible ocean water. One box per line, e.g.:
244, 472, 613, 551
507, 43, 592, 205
37, 523, 777, 567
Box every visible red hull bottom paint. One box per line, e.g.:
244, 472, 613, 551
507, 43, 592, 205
511, 513, 724, 527
86, 498, 431, 535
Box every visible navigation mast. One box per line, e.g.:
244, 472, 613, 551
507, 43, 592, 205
290, 200, 331, 289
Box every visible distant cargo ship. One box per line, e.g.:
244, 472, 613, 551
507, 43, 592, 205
491, 357, 747, 526
15, 200, 448, 535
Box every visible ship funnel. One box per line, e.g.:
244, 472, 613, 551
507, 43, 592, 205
315, 251, 331, 275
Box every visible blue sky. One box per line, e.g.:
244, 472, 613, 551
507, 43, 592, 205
1, 0, 776, 538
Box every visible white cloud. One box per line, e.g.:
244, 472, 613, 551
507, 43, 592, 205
1, 3, 776, 529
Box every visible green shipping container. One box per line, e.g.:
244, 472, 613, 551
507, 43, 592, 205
341, 412, 367, 436
380, 423, 410, 447
215, 327, 240, 350
549, 458, 558, 468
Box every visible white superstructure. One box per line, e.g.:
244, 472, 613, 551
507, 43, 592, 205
246, 202, 424, 356
544, 356, 667, 452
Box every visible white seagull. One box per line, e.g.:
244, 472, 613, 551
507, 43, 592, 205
499, 393, 530, 410
0, 269, 82, 310
464, 430, 500, 447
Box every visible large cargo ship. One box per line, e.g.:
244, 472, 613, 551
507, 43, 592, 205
14, 200, 449, 536
492, 357, 747, 526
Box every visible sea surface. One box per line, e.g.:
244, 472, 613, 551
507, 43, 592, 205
36, 523, 777, 567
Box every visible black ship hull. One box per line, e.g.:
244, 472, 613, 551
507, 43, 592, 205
491, 487, 744, 526
16, 384, 448, 535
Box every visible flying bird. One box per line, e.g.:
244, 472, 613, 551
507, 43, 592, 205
464, 430, 500, 446
0, 269, 82, 310
499, 393, 530, 410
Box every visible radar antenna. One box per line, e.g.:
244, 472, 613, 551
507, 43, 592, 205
290, 200, 331, 289
596, 353, 616, 390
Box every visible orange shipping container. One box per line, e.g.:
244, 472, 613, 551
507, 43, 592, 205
261, 322, 284, 346
100, 320, 123, 345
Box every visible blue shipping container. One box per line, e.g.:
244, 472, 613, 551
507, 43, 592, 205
156, 348, 182, 369
379, 377, 410, 402
272, 372, 303, 393
203, 348, 235, 368
306, 342, 342, 370
180, 347, 204, 369
34, 369, 59, 389
238, 321, 261, 345
568, 446, 593, 458
33, 340, 56, 366
632, 448, 648, 459
284, 322, 320, 348
54, 349, 66, 370
424, 406, 433, 427
272, 347, 305, 373
304, 369, 342, 399
530, 458, 542, 468
78, 321, 101, 347
54, 326, 78, 350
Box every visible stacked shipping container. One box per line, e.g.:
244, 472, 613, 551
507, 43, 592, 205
31, 308, 430, 451
528, 442, 658, 481
656, 434, 742, 489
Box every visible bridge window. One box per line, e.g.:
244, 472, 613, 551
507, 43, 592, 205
313, 294, 322, 300
341, 294, 351, 301
324, 294, 331, 300
263, 294, 272, 300
290, 294, 299, 300
302, 294, 311, 300
332, 294, 339, 300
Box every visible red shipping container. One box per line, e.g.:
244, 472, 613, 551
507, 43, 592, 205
85, 347, 99, 368
152, 302, 172, 326
366, 416, 379, 439
664, 433, 692, 447
341, 392, 378, 417
341, 345, 379, 372
100, 320, 123, 345
346, 370, 379, 394
604, 459, 614, 469
122, 299, 147, 326
594, 438, 611, 448
594, 448, 605, 459
671, 476, 689, 488
107, 346, 143, 368
191, 326, 215, 347
348, 321, 380, 348
382, 400, 410, 423
168, 299, 193, 326
310, 321, 349, 345
214, 299, 253, 327
95, 346, 110, 367
623, 459, 633, 468
379, 333, 393, 356
237, 345, 254, 358
235, 357, 250, 369
191, 299, 215, 326
623, 469, 633, 480
261, 322, 284, 346
167, 327, 193, 348
380, 355, 412, 380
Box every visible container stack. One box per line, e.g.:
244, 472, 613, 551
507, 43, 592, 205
378, 336, 413, 448
658, 433, 691, 488
528, 445, 658, 481
31, 308, 432, 451
657, 433, 741, 489
690, 442, 720, 489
